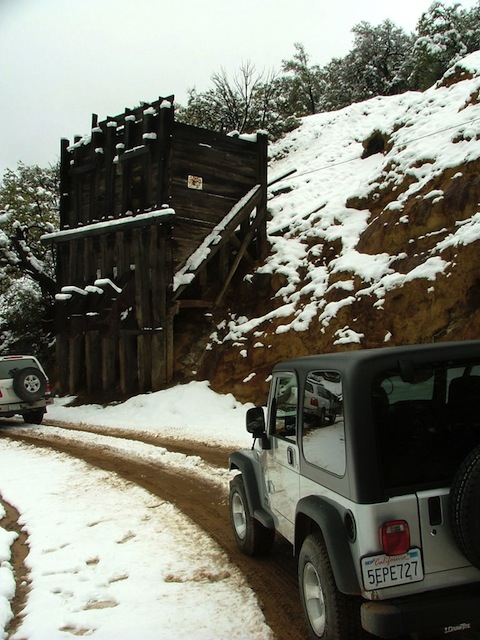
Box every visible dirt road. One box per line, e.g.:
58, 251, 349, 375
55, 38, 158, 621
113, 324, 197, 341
0, 421, 308, 640
3, 421, 479, 640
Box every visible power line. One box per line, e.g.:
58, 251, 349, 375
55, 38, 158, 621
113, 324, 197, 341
269, 114, 480, 186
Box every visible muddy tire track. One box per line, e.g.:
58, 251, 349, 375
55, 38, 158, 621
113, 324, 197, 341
0, 424, 308, 640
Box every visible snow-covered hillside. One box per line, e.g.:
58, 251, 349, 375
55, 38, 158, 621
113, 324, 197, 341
204, 52, 480, 403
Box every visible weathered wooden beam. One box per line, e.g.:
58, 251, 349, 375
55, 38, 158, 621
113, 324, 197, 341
215, 207, 265, 307
256, 133, 268, 257
177, 300, 212, 309
119, 335, 137, 395
137, 335, 152, 393
102, 336, 117, 392
104, 121, 116, 217
120, 328, 164, 335
41, 209, 175, 244
68, 335, 84, 394
55, 332, 69, 395
172, 185, 261, 301
118, 146, 149, 162
59, 139, 70, 226
85, 330, 101, 393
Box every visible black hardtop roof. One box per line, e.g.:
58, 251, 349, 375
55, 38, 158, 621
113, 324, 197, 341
272, 340, 480, 374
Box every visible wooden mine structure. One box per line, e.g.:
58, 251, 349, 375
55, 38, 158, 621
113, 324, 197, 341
43, 96, 268, 396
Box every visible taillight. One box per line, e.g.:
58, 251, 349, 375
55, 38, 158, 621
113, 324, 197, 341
310, 397, 318, 407
45, 382, 52, 396
380, 520, 410, 556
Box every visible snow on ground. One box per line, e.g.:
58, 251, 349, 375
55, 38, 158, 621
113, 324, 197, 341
0, 384, 271, 640
46, 380, 254, 448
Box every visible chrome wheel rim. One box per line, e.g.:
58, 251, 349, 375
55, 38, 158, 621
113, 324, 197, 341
24, 375, 40, 393
303, 561, 326, 636
231, 492, 247, 540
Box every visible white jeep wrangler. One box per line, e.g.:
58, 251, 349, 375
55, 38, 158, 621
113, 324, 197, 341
229, 341, 480, 639
0, 355, 51, 425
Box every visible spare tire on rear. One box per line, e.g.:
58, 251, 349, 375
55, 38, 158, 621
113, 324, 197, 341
450, 444, 480, 568
12, 367, 46, 403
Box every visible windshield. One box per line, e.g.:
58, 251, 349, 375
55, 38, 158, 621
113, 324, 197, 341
373, 360, 480, 490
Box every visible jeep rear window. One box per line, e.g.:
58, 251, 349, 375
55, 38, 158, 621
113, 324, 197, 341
374, 361, 480, 489
0, 358, 38, 379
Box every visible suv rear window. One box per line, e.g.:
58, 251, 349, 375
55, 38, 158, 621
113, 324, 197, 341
374, 360, 480, 490
0, 358, 38, 379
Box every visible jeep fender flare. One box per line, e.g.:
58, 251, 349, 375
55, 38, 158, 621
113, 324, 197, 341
229, 451, 275, 530
295, 495, 361, 595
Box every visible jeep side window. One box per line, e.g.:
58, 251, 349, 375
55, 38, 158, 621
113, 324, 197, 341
302, 370, 345, 475
270, 374, 298, 440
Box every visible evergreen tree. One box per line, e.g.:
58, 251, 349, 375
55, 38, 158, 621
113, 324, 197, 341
320, 56, 357, 112
321, 20, 414, 111
411, 1, 477, 89
0, 162, 59, 358
0, 162, 58, 298
280, 43, 325, 116
347, 21, 414, 98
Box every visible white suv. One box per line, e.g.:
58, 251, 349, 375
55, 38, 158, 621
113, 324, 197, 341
229, 341, 480, 639
0, 355, 52, 424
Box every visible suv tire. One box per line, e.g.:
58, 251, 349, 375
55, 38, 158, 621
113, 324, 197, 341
450, 444, 480, 568
229, 475, 274, 556
298, 533, 361, 640
13, 367, 46, 402
23, 410, 45, 425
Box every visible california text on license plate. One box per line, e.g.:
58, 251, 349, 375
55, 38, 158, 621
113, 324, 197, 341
361, 548, 424, 590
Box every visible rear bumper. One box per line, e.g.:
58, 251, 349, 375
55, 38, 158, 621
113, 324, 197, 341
0, 397, 50, 417
361, 584, 480, 638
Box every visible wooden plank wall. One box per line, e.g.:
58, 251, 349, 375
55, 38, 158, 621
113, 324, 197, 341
60, 97, 175, 230
169, 123, 267, 272
54, 222, 173, 396
53, 98, 267, 397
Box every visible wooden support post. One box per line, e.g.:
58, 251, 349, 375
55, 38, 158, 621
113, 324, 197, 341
85, 330, 102, 393
215, 211, 263, 307
68, 335, 84, 394
166, 313, 175, 381
156, 103, 174, 205
137, 335, 152, 393
102, 336, 117, 393
55, 331, 69, 396
134, 228, 152, 391
59, 139, 70, 228
121, 113, 134, 213
151, 227, 166, 388
119, 335, 137, 395
256, 132, 268, 257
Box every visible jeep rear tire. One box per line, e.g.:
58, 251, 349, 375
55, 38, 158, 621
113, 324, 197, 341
229, 474, 274, 556
13, 368, 46, 402
298, 533, 361, 639
450, 444, 480, 568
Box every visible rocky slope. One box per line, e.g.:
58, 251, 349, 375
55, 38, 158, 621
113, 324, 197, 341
195, 52, 480, 404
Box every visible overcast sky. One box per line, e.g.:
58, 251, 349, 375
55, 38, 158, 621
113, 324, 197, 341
1, 0, 478, 176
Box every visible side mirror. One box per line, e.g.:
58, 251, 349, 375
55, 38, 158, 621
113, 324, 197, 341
246, 406, 266, 437
246, 406, 270, 450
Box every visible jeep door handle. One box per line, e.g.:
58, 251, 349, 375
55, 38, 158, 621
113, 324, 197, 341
287, 447, 294, 465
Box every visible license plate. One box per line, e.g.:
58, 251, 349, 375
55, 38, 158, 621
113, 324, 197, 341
361, 548, 423, 590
